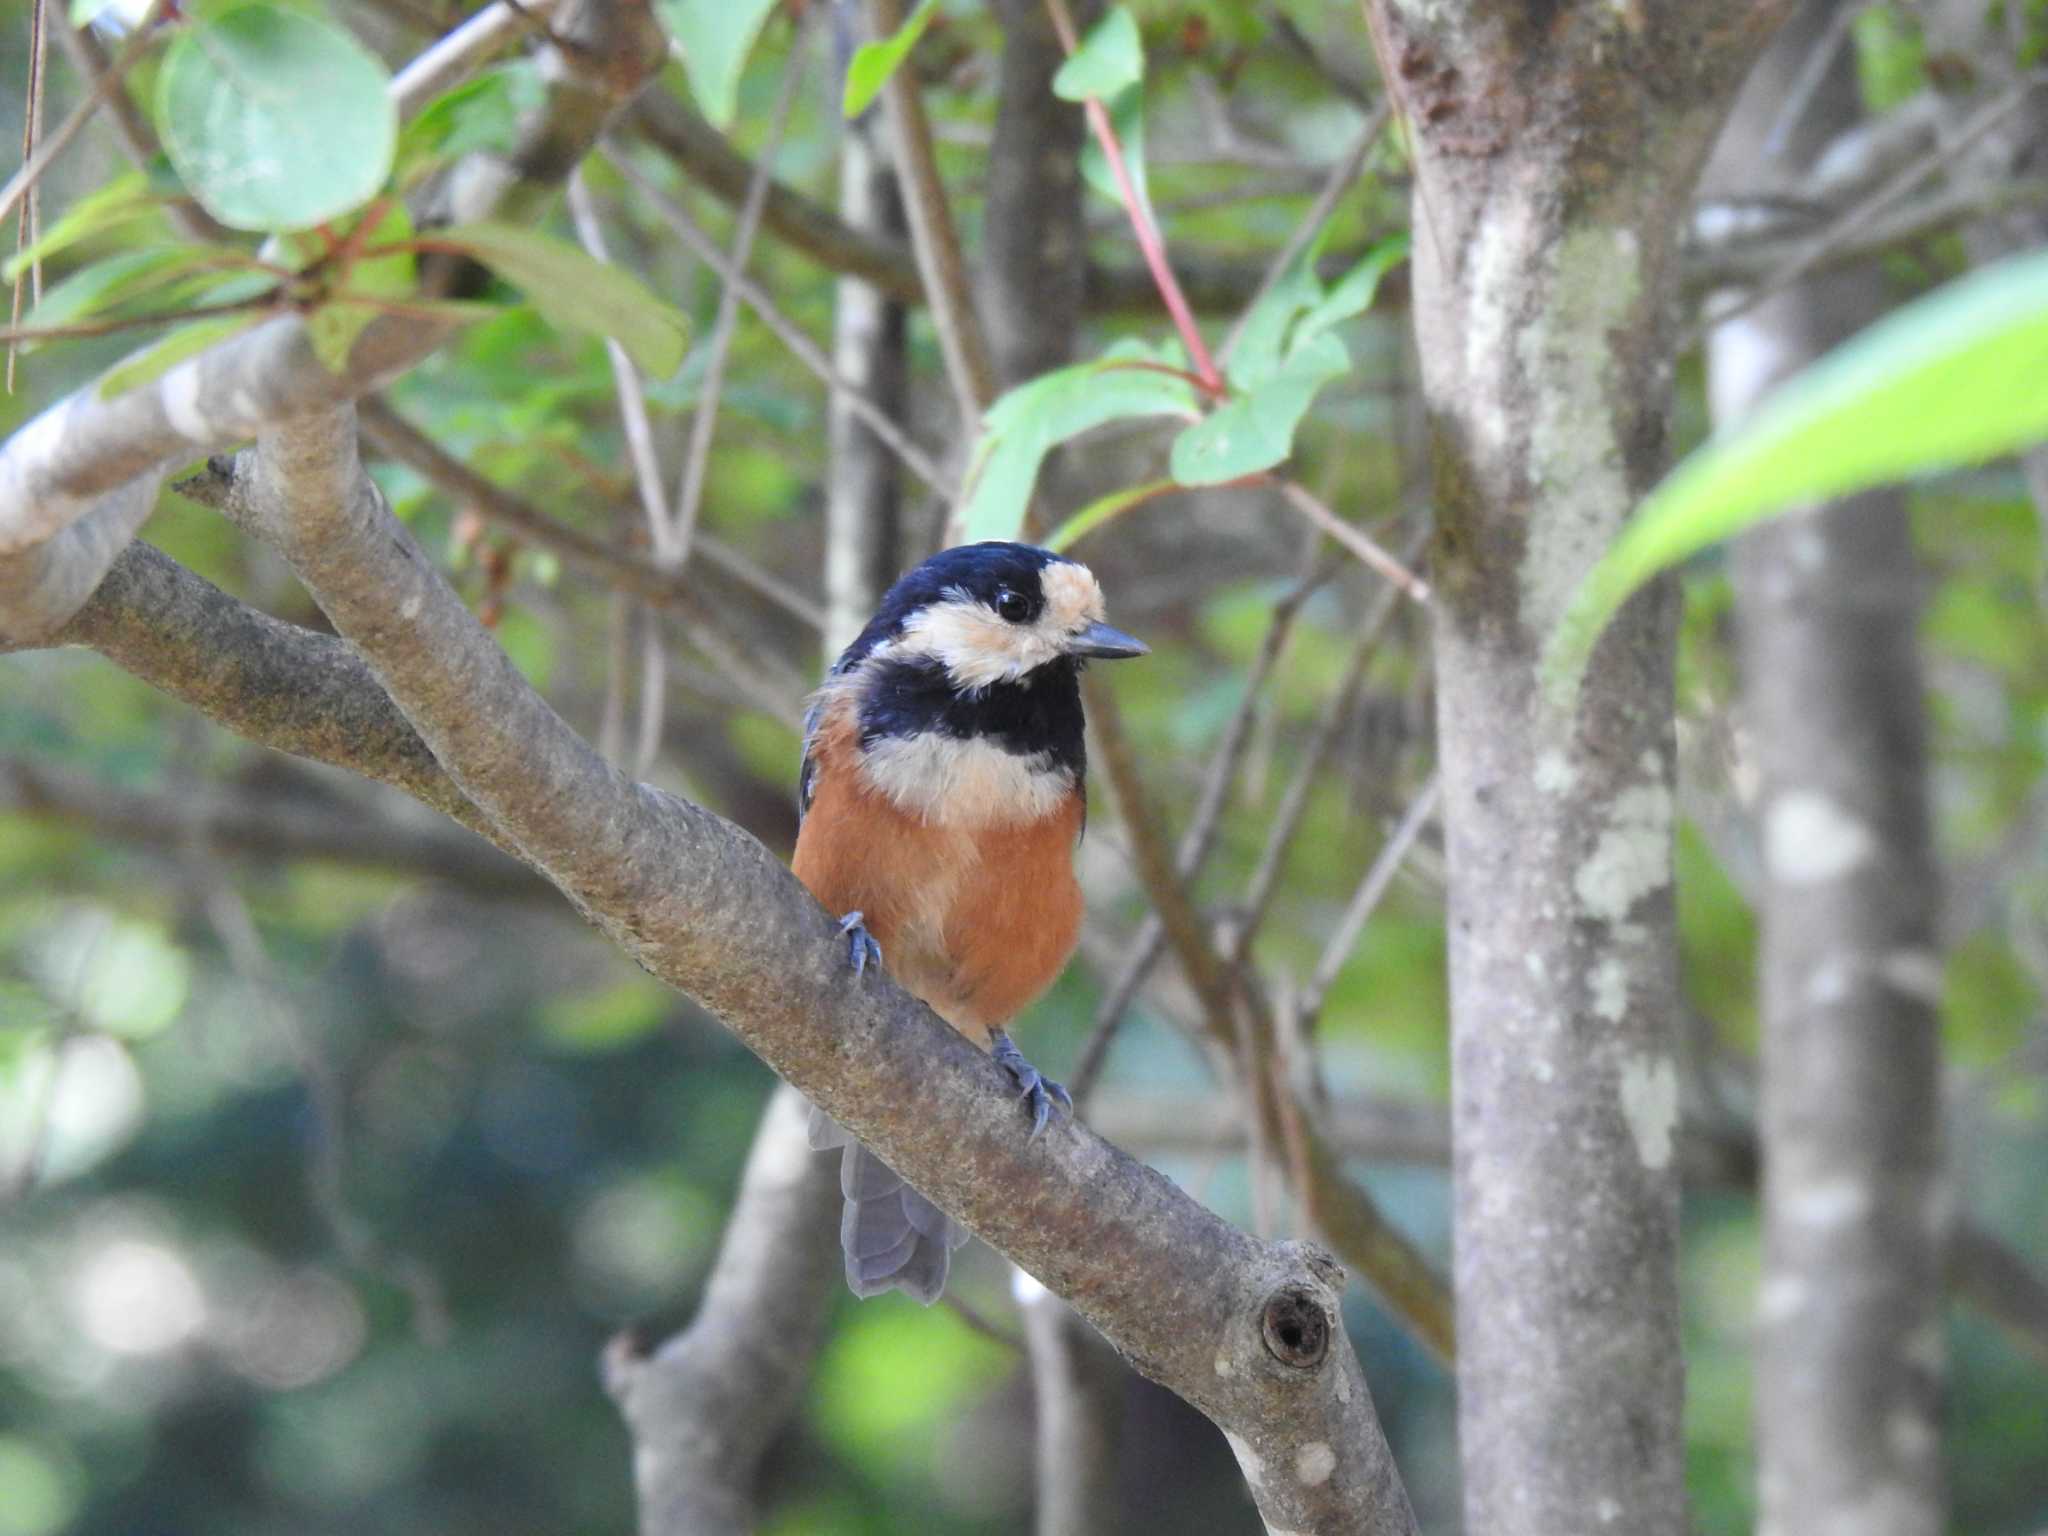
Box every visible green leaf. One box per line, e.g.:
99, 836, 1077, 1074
97, 312, 267, 399
843, 0, 939, 118
1079, 84, 1148, 217
1545, 248, 2048, 693
661, 0, 780, 129
961, 340, 1201, 543
23, 246, 243, 332
396, 62, 546, 178
3, 172, 164, 282
1043, 478, 1174, 552
1170, 332, 1348, 486
431, 221, 690, 377
303, 203, 417, 372
1228, 232, 1408, 392
1052, 6, 1142, 101
155, 3, 397, 233
1227, 243, 1326, 392
1294, 233, 1410, 346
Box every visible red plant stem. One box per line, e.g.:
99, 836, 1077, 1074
1082, 95, 1221, 394
1041, 0, 1222, 394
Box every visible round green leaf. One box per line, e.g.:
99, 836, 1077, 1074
156, 4, 397, 234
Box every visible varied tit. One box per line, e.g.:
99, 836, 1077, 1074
794, 540, 1148, 1304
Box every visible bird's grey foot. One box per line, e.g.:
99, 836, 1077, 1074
838, 910, 883, 977
990, 1030, 1072, 1139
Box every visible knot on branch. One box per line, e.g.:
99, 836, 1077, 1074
1260, 1283, 1332, 1371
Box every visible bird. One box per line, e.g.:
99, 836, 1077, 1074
792, 540, 1148, 1304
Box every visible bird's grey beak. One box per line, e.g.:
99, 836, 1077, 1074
1067, 621, 1149, 660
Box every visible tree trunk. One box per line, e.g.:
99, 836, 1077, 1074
1371, 3, 1790, 1532
1705, 7, 1947, 1533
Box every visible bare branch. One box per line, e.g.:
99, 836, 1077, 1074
869, 0, 998, 430
604, 1087, 841, 1535
354, 395, 824, 633
220, 402, 1417, 1536
16, 540, 505, 845
604, 147, 956, 503
0, 752, 546, 898
668, 22, 809, 567
1017, 1271, 1124, 1536
390, 0, 563, 117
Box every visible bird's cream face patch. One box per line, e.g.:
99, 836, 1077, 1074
894, 561, 1109, 690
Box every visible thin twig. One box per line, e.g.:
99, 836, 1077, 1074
48, 20, 224, 242
1071, 555, 1333, 1104
1693, 72, 2047, 342
566, 171, 673, 557
671, 18, 810, 567
9, 0, 51, 391
1041, 0, 1221, 393
1274, 479, 1430, 602
0, 0, 167, 232
1218, 102, 1390, 369
1230, 536, 1423, 968
869, 0, 998, 428
565, 168, 674, 777
389, 0, 565, 118
1761, 0, 1873, 161
355, 394, 825, 632
604, 145, 956, 503
189, 851, 449, 1340
1301, 772, 1441, 1021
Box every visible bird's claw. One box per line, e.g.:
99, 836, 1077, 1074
990, 1030, 1071, 1139
838, 910, 883, 977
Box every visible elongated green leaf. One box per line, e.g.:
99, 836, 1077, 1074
1052, 6, 1142, 101
1294, 234, 1410, 346
843, 0, 939, 118
24, 246, 243, 332
661, 0, 779, 129
3, 172, 163, 282
962, 340, 1200, 543
1227, 245, 1325, 392
156, 3, 397, 233
1171, 333, 1348, 486
432, 221, 689, 377
1545, 248, 2048, 694
97, 312, 268, 400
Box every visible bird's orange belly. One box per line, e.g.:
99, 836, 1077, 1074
792, 769, 1084, 1046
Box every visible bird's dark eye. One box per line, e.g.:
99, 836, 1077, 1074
994, 588, 1031, 623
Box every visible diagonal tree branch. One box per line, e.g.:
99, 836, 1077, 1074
211, 399, 1416, 1535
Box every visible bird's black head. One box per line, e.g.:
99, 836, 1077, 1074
837, 541, 1147, 690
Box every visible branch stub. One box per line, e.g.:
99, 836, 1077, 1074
1261, 1283, 1332, 1370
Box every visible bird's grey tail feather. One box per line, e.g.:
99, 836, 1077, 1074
807, 1105, 967, 1305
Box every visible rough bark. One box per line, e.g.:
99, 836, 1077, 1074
1018, 1277, 1124, 1536
1370, 3, 1791, 1532
600, 108, 915, 1536
1705, 9, 1947, 1533
201, 404, 1416, 1534
604, 1086, 843, 1534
